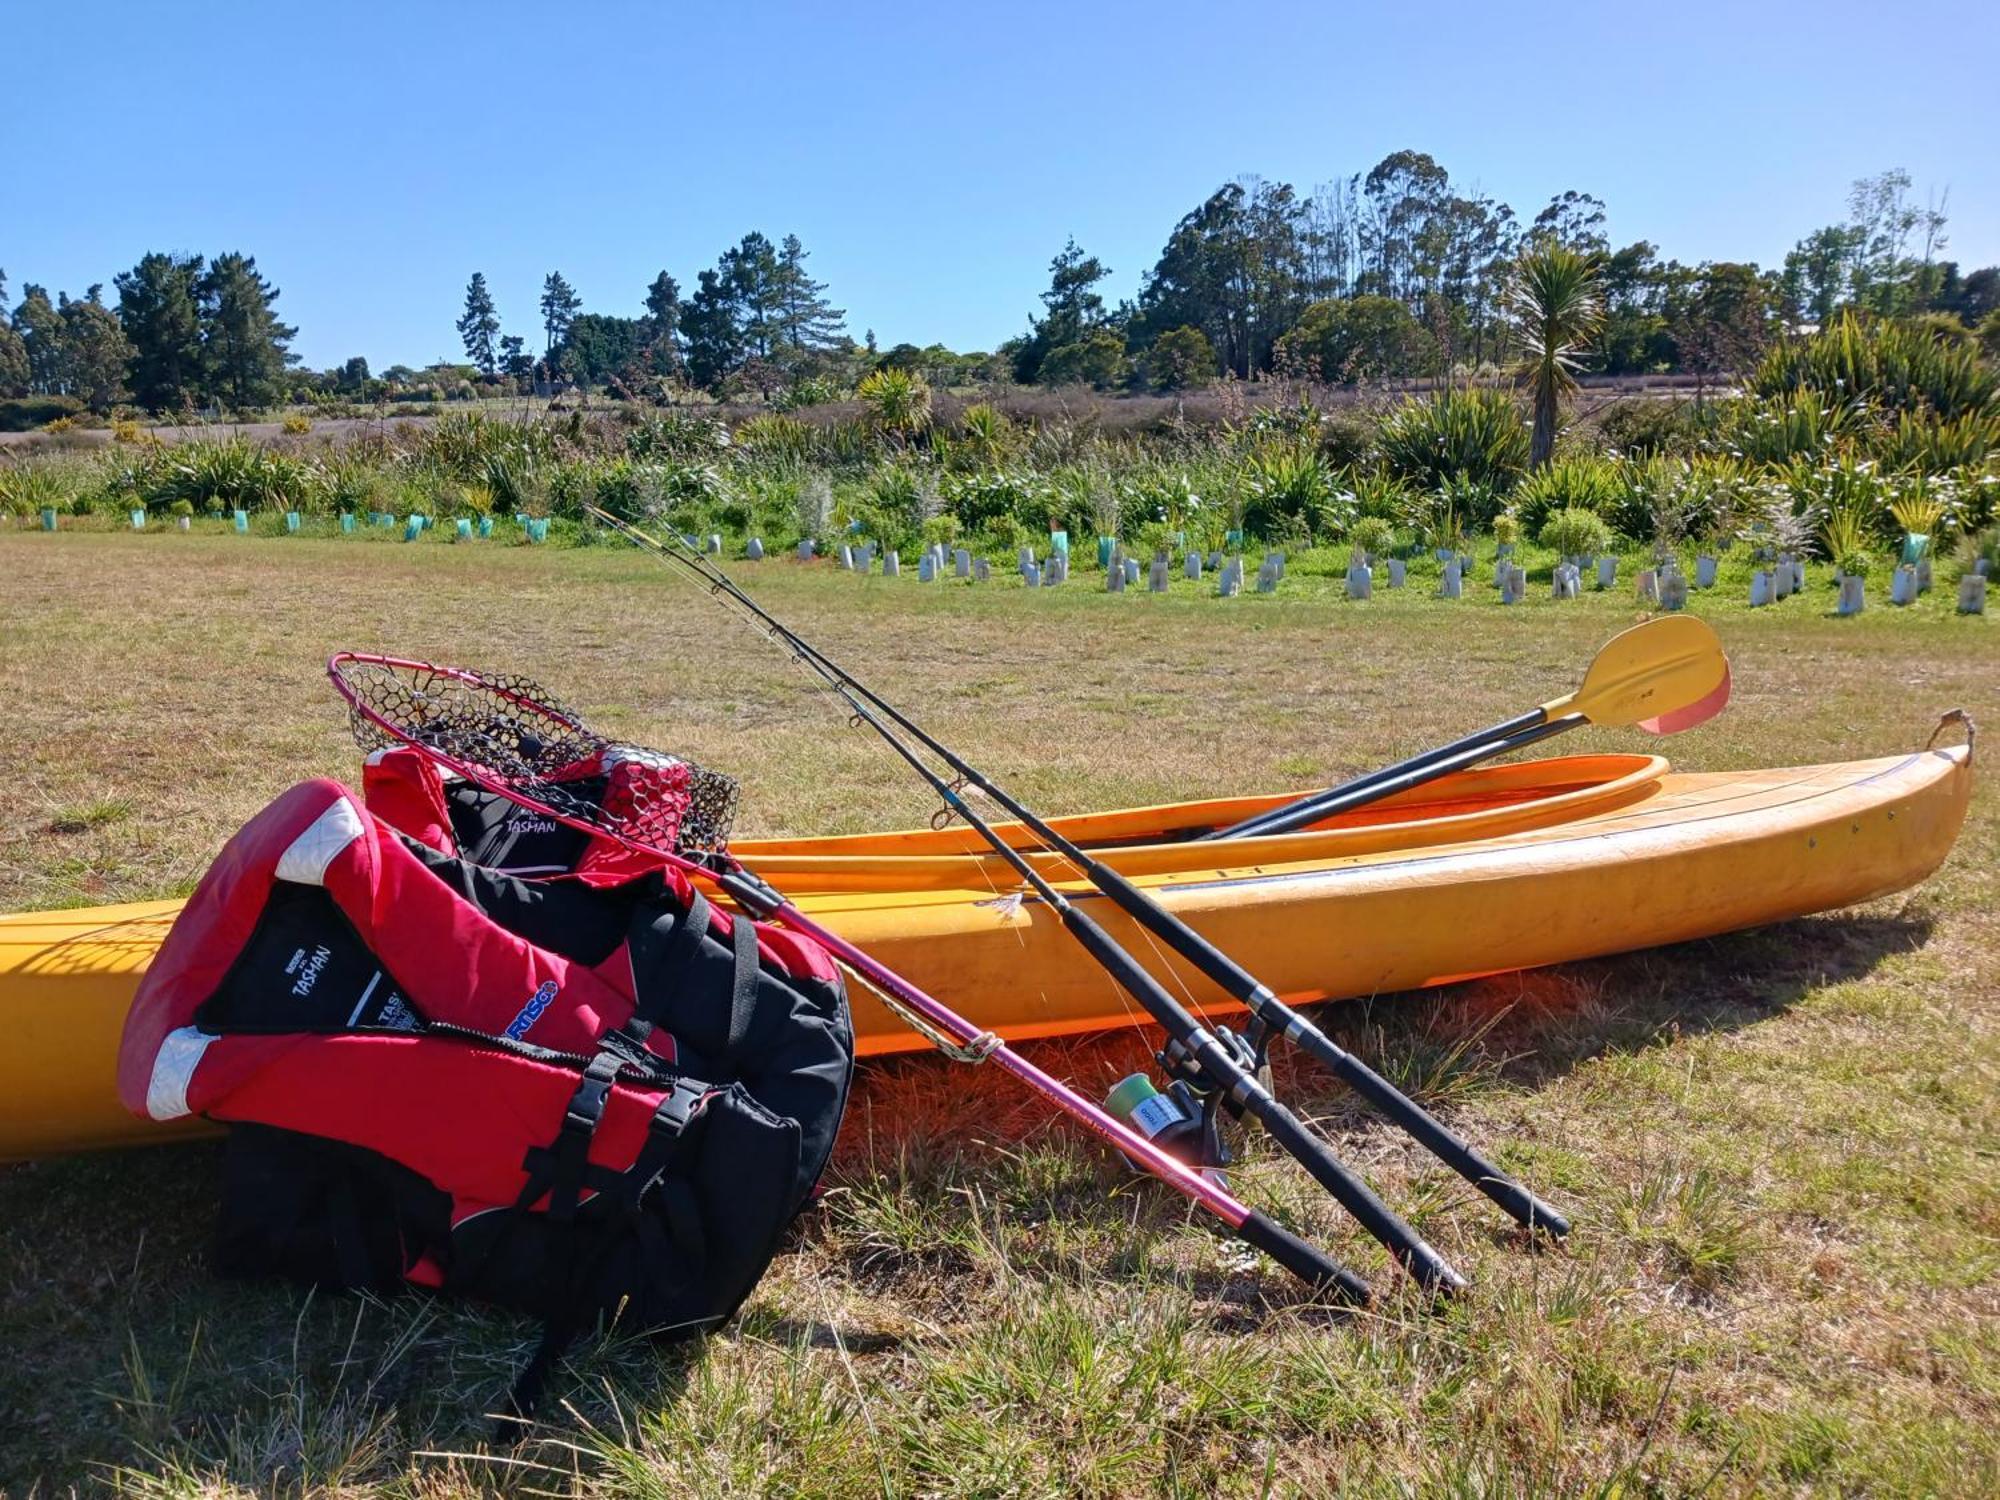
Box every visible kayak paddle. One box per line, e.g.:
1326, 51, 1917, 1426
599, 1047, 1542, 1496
1211, 616, 1731, 843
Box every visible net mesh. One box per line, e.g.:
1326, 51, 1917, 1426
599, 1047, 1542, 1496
334, 656, 740, 857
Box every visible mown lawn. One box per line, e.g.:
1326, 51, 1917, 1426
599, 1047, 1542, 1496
0, 531, 1994, 1497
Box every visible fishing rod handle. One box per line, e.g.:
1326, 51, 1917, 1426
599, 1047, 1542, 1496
1242, 1085, 1467, 1297
1058, 906, 1465, 1296
1283, 1024, 1571, 1238
1085, 867, 1570, 1238
1237, 1210, 1371, 1303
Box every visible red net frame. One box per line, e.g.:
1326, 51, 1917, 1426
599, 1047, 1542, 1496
328, 653, 739, 858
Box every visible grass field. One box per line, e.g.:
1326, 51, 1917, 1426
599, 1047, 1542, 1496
1, 532, 1995, 1497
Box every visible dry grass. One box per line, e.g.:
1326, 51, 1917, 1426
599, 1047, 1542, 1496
0, 533, 1995, 1496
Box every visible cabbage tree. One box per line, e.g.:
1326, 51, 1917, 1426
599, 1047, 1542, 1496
1511, 243, 1603, 467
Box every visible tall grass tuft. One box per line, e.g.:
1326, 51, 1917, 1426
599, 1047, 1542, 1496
1377, 387, 1530, 496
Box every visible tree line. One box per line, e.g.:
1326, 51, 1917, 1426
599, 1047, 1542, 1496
5, 152, 1994, 418
1004, 159, 1994, 394
0, 254, 295, 413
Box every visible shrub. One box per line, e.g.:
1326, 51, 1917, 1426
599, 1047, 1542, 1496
1595, 398, 1698, 457
280, 412, 313, 435
1955, 524, 2000, 578
1376, 388, 1529, 495
627, 410, 731, 462
1511, 454, 1619, 535
1144, 326, 1218, 390
41, 415, 77, 434
1403, 488, 1467, 553
1752, 311, 1997, 420
1275, 296, 1428, 384
1610, 455, 1755, 550
1871, 409, 1998, 473
0, 462, 73, 516
856, 368, 932, 439
793, 473, 833, 542
735, 413, 815, 462
955, 404, 1016, 466
1883, 470, 1964, 541
1242, 439, 1349, 541
773, 375, 845, 412
1037, 329, 1128, 390
1348, 515, 1399, 558
1818, 501, 1875, 567
145, 439, 320, 513
1711, 390, 1855, 466
1539, 506, 1613, 560
111, 418, 145, 445
0, 395, 85, 432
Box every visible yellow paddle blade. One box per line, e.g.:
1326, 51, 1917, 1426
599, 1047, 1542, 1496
1544, 617, 1730, 732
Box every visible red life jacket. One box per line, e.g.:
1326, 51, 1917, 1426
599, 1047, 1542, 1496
119, 778, 852, 1414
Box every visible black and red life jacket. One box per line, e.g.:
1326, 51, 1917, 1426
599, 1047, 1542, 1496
118, 776, 852, 1413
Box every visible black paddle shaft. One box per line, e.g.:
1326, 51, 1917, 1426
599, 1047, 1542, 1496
1210, 707, 1553, 841
1213, 714, 1586, 844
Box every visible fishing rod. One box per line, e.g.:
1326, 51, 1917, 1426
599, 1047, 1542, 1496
329, 652, 1374, 1308
590, 503, 1520, 1276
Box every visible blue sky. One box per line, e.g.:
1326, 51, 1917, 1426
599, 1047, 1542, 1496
7, 1, 1995, 370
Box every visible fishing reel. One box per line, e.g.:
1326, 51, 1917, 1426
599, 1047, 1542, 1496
1114, 1018, 1276, 1178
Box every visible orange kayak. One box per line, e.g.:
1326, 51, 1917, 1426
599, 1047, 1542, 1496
0, 744, 1973, 1161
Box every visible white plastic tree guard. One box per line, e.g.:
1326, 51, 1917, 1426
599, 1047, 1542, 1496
1837, 575, 1866, 615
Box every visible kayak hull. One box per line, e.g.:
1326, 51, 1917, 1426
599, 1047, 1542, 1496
0, 745, 1972, 1161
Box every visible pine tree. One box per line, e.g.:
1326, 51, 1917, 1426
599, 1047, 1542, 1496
199, 253, 298, 410
772, 234, 847, 363
539, 272, 582, 356
682, 269, 743, 391
457, 272, 501, 376
58, 286, 132, 410
115, 252, 207, 411
722, 233, 784, 359
643, 270, 683, 377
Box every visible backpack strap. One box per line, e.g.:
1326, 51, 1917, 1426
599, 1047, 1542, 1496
620, 888, 765, 1064
723, 907, 760, 1058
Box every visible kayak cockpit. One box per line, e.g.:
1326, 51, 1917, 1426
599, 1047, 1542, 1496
734, 753, 1669, 892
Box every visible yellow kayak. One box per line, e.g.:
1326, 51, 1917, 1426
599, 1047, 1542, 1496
0, 744, 1972, 1162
